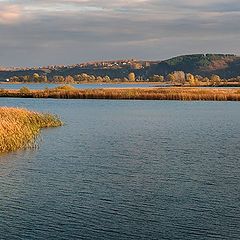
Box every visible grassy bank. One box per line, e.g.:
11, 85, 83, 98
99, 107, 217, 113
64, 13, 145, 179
0, 107, 62, 153
0, 86, 240, 101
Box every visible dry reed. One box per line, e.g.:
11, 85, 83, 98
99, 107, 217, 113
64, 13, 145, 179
0, 107, 62, 153
0, 86, 240, 101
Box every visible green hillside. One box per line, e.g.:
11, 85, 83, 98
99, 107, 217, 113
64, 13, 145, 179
151, 54, 240, 78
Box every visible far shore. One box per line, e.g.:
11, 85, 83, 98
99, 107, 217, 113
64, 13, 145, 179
0, 81, 164, 85
0, 86, 240, 101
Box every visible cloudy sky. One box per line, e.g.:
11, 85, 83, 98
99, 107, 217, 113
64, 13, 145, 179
0, 0, 239, 66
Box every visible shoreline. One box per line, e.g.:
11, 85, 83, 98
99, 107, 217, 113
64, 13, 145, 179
0, 87, 240, 101
1, 81, 240, 88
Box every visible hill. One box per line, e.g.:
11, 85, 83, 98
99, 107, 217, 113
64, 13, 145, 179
0, 54, 240, 81
149, 54, 240, 78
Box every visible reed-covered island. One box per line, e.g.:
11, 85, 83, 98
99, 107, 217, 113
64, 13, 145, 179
1, 86, 240, 101
0, 107, 62, 153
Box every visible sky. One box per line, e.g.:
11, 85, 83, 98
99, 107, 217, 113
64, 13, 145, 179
0, 0, 239, 67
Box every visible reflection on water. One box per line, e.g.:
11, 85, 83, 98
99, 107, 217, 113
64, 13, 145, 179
0, 98, 240, 239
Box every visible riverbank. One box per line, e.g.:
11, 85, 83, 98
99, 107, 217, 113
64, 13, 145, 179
0, 86, 240, 101
0, 107, 62, 153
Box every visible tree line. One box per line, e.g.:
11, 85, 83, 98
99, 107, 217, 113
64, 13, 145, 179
8, 72, 137, 83
7, 71, 240, 86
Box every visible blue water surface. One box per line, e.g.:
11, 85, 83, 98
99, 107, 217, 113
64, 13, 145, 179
0, 98, 239, 239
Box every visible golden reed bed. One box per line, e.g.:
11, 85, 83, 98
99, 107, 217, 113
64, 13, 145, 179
1, 86, 240, 101
0, 107, 62, 153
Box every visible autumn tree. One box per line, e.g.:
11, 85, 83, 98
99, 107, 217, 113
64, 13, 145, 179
210, 75, 221, 86
9, 76, 20, 82
103, 75, 111, 82
149, 75, 164, 82
33, 73, 40, 81
166, 73, 176, 82
128, 72, 136, 82
186, 73, 198, 86
172, 71, 186, 85
65, 75, 75, 83
53, 75, 65, 83
96, 76, 103, 82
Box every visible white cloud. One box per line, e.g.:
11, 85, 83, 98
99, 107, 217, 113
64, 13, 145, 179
0, 4, 22, 24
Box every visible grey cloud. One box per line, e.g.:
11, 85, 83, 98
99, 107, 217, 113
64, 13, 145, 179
0, 0, 239, 66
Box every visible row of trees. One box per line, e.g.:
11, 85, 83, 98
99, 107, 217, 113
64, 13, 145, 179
7, 71, 240, 85
148, 72, 223, 85
9, 73, 48, 83
165, 71, 223, 86
8, 72, 137, 83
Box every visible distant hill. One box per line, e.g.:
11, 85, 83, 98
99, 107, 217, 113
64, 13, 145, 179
1, 54, 240, 81
149, 54, 240, 78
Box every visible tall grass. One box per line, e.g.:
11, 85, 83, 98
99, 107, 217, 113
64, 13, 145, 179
0, 107, 62, 153
0, 86, 240, 101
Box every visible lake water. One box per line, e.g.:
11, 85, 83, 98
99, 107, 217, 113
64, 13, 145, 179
0, 98, 240, 239
0, 83, 159, 90
0, 83, 238, 91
